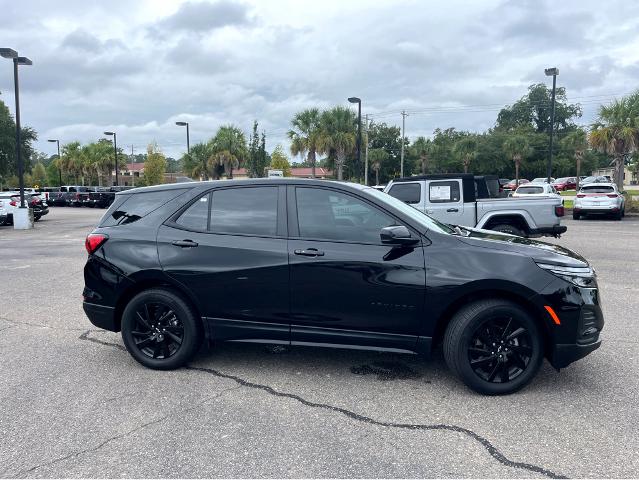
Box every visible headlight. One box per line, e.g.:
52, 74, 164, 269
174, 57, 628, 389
536, 262, 596, 287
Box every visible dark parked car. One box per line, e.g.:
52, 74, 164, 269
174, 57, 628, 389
83, 180, 603, 395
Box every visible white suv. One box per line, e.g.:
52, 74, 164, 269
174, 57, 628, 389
573, 183, 625, 220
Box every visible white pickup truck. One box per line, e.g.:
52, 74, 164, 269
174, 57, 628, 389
384, 174, 567, 237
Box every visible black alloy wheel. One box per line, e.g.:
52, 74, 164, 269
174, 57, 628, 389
131, 302, 184, 360
467, 316, 532, 383
443, 299, 543, 395
121, 288, 202, 370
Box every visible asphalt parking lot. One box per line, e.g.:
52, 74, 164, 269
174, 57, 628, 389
1, 207, 638, 478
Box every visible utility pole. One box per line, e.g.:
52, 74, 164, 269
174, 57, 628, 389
544, 67, 559, 184
400, 111, 408, 177
364, 114, 369, 186
130, 145, 135, 187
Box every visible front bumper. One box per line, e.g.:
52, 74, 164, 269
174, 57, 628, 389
551, 340, 601, 368
83, 301, 118, 332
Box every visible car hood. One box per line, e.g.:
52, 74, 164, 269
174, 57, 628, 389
457, 227, 588, 267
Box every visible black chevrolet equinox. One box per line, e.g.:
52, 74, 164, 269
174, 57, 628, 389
83, 179, 603, 395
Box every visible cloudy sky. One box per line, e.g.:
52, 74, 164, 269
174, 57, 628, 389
1, 0, 638, 161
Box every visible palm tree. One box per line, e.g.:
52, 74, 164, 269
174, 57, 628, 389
503, 135, 530, 187
453, 136, 478, 173
317, 106, 356, 181
183, 142, 212, 180
288, 108, 321, 178
410, 137, 434, 174
368, 148, 389, 186
210, 125, 248, 179
561, 129, 588, 190
589, 92, 639, 190
59, 141, 84, 184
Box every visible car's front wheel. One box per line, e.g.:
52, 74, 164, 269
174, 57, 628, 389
491, 224, 525, 237
121, 288, 203, 370
443, 299, 543, 395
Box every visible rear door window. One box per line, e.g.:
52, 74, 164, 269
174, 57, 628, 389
428, 181, 461, 203
101, 189, 187, 226
387, 183, 421, 204
209, 187, 278, 236
175, 194, 210, 231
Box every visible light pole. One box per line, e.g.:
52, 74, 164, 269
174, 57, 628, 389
348, 97, 362, 182
47, 139, 62, 186
1, 48, 32, 215
176, 121, 190, 154
104, 131, 118, 186
545, 67, 559, 184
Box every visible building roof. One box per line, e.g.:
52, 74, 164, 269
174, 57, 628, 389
126, 163, 145, 172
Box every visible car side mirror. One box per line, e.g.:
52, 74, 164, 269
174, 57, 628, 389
380, 225, 419, 245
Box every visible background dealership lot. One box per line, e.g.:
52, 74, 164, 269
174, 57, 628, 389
0, 208, 638, 478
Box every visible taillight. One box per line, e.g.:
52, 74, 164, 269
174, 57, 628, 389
75, 193, 81, 200
607, 194, 618, 198
576, 194, 585, 198
555, 205, 565, 217
85, 233, 108, 254
9, 200, 17, 206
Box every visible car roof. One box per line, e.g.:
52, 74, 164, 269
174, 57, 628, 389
119, 178, 369, 195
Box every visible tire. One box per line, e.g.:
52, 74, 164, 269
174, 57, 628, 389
491, 224, 525, 237
572, 212, 580, 220
613, 210, 622, 221
443, 299, 544, 395
121, 288, 203, 370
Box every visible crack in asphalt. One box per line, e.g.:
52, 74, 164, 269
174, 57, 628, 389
8, 384, 242, 478
76, 331, 568, 479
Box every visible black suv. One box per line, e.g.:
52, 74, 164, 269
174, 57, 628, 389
83, 179, 603, 395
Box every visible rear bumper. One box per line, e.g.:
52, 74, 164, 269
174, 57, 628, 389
530, 225, 567, 237
574, 205, 620, 213
83, 301, 119, 332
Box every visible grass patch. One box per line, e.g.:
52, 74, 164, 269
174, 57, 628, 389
560, 190, 576, 196
563, 199, 574, 209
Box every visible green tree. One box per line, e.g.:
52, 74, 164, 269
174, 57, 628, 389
503, 135, 531, 187
453, 136, 479, 173
269, 145, 292, 176
560, 128, 589, 189
409, 137, 435, 175
0, 97, 37, 180
210, 125, 248, 179
367, 122, 407, 182
496, 83, 582, 134
246, 121, 269, 178
82, 140, 115, 186
60, 141, 85, 184
144, 143, 166, 186
317, 106, 356, 181
589, 91, 639, 189
31, 162, 47, 187
182, 142, 212, 180
289, 108, 321, 178
368, 148, 389, 186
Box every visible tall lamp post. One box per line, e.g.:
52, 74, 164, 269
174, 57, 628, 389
103, 131, 118, 186
176, 121, 190, 154
348, 97, 362, 182
1, 48, 32, 223
545, 67, 559, 184
47, 139, 62, 186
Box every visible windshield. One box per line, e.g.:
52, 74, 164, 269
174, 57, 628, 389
364, 187, 454, 234
516, 186, 544, 194
581, 185, 615, 194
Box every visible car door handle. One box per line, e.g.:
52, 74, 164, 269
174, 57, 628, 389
172, 239, 199, 248
446, 208, 459, 212
294, 248, 325, 257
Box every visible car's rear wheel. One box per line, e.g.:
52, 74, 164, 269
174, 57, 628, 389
121, 288, 203, 370
443, 299, 543, 395
491, 224, 525, 237
613, 209, 622, 220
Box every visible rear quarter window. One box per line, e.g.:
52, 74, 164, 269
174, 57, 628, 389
100, 189, 188, 227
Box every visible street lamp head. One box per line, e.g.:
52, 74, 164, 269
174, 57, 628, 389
348, 97, 361, 104
103, 131, 115, 136
16, 56, 32, 66
47, 139, 58, 143
0, 48, 18, 59
545, 67, 559, 76
176, 121, 188, 126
